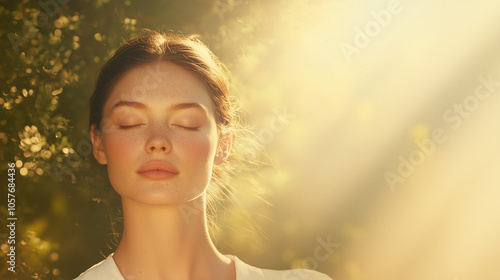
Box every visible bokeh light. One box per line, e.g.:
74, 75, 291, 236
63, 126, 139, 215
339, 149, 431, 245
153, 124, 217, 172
1, 0, 500, 279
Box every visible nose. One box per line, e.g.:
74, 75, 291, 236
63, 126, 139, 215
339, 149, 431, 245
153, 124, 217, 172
145, 127, 172, 154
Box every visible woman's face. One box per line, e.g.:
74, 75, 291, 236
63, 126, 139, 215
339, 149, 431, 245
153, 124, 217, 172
91, 61, 228, 206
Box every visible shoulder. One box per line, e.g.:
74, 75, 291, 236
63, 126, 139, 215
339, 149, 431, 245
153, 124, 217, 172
74, 254, 124, 280
230, 255, 332, 280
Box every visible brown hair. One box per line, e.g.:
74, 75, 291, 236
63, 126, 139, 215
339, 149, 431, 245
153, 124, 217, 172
89, 31, 235, 137
88, 31, 262, 230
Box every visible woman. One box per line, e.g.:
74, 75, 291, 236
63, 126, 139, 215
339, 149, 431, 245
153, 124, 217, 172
76, 31, 332, 280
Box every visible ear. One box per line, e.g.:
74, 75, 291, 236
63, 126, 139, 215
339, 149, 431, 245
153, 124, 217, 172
214, 132, 233, 165
90, 124, 108, 165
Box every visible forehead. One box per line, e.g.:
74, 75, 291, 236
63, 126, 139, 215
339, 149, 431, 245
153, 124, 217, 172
104, 61, 215, 115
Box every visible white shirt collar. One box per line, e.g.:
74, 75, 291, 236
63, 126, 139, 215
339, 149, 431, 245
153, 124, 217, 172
76, 252, 265, 280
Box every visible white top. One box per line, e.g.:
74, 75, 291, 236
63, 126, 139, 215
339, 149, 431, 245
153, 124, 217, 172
74, 253, 332, 280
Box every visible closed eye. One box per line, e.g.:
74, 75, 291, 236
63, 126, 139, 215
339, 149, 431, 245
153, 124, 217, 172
119, 124, 199, 131
174, 125, 199, 131
119, 125, 141, 130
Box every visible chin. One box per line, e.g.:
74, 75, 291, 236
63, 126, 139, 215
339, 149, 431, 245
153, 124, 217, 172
133, 187, 185, 205
125, 187, 205, 207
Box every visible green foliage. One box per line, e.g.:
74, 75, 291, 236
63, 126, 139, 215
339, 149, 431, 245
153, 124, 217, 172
0, 0, 330, 279
0, 0, 272, 279
0, 0, 141, 278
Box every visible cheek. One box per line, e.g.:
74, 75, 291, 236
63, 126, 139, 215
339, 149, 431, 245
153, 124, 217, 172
178, 134, 216, 168
103, 133, 139, 166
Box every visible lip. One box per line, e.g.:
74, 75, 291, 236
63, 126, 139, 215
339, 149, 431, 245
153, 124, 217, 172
137, 161, 179, 180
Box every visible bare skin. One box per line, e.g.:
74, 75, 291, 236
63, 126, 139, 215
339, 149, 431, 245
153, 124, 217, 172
91, 61, 235, 280
111, 196, 235, 280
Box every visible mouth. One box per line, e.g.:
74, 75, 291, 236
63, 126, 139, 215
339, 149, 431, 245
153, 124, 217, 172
137, 170, 178, 180
137, 161, 179, 180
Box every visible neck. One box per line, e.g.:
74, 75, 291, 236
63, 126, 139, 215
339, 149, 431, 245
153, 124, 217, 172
112, 194, 235, 280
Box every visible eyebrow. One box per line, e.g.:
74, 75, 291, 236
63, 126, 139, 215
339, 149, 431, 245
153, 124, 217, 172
110, 100, 208, 114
